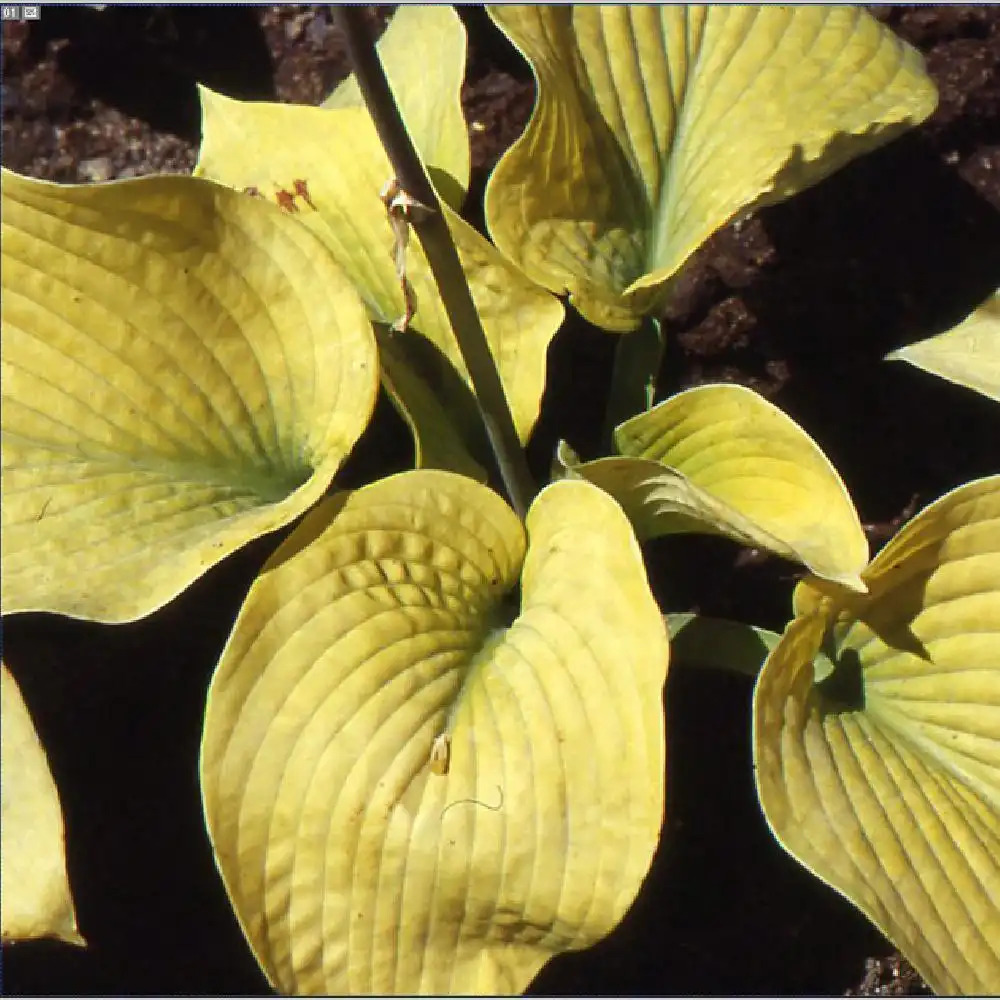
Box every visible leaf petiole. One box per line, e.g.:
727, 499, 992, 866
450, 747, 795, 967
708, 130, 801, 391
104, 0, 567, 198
333, 6, 536, 519
603, 314, 665, 451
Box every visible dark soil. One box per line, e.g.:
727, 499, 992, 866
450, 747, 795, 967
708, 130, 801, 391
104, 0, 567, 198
2, 5, 996, 995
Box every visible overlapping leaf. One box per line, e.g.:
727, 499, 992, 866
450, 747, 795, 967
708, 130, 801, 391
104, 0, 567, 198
377, 328, 490, 482
666, 613, 784, 680
1, 662, 84, 946
1, 169, 378, 622
887, 289, 1000, 403
201, 470, 668, 995
322, 4, 470, 210
195, 87, 564, 471
754, 476, 1000, 994
485, 5, 937, 331
564, 384, 868, 589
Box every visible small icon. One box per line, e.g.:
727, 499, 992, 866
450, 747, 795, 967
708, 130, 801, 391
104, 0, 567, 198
1, 6, 23, 21
22, 4, 39, 18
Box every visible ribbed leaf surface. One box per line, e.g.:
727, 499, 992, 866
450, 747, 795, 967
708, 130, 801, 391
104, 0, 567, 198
754, 476, 1000, 994
1, 170, 378, 621
201, 471, 668, 994
566, 384, 868, 588
486, 5, 936, 331
195, 88, 563, 466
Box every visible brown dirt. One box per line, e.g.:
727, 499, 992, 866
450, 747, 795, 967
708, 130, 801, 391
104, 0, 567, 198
2, 5, 997, 995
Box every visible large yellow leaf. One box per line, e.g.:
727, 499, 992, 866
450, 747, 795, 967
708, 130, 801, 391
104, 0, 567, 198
1, 169, 378, 622
195, 88, 564, 465
887, 289, 1000, 403
565, 384, 868, 588
201, 470, 668, 995
485, 6, 937, 331
1, 662, 84, 946
322, 4, 469, 210
754, 476, 1000, 995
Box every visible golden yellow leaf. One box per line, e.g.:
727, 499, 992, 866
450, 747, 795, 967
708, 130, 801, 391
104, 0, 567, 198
201, 471, 668, 994
322, 4, 469, 210
195, 88, 564, 467
566, 384, 868, 588
754, 476, 1000, 994
486, 6, 936, 331
888, 289, 1000, 403
1, 662, 84, 946
1, 169, 378, 621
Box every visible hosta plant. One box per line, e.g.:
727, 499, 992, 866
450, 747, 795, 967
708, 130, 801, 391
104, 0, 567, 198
3, 4, 995, 996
